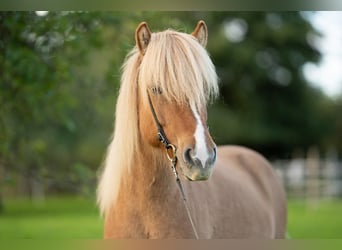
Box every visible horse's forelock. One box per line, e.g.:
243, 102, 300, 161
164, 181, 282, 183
139, 30, 218, 109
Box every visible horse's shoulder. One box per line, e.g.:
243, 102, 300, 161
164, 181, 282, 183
217, 145, 270, 165
216, 145, 278, 185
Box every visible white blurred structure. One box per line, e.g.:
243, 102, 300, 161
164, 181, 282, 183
273, 147, 342, 200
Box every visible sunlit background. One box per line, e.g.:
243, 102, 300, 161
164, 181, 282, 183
0, 11, 341, 238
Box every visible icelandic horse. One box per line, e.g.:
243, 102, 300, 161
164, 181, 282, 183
97, 20, 287, 239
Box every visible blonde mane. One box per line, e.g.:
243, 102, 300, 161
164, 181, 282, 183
97, 28, 219, 215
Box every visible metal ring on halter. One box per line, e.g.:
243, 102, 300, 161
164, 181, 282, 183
166, 144, 177, 162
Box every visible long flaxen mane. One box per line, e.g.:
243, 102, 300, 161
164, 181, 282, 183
97, 28, 219, 215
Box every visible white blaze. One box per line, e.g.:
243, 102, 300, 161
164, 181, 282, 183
191, 105, 209, 168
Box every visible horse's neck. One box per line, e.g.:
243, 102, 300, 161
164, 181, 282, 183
105, 145, 185, 238
118, 145, 179, 210
105, 143, 198, 238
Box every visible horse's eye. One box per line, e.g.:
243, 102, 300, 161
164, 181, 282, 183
151, 86, 162, 95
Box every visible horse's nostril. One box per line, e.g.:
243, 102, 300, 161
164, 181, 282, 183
212, 147, 217, 162
204, 147, 217, 168
184, 146, 216, 169
184, 148, 194, 165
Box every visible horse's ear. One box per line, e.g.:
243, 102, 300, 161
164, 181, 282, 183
191, 20, 208, 48
135, 22, 151, 55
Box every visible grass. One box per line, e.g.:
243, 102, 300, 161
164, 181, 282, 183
0, 196, 103, 239
0, 196, 342, 239
287, 198, 342, 239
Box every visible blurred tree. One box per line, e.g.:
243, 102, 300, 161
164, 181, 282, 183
0, 12, 119, 201
328, 97, 342, 154
202, 12, 335, 158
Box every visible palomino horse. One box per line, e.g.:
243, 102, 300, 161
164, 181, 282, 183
97, 20, 287, 238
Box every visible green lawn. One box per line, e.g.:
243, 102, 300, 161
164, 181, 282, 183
0, 196, 341, 239
287, 199, 342, 239
0, 196, 103, 239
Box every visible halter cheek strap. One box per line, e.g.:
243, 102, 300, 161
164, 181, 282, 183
146, 90, 177, 161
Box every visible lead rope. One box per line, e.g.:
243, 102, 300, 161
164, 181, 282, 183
146, 91, 199, 239
167, 148, 200, 239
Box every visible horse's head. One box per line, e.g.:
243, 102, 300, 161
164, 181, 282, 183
135, 21, 219, 181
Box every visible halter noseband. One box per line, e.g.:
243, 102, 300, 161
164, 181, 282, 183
146, 90, 199, 239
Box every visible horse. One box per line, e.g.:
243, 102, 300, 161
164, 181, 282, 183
97, 20, 287, 239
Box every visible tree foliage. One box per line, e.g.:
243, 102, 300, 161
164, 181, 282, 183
205, 12, 332, 158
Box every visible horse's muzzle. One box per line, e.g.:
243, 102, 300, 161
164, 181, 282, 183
180, 147, 216, 181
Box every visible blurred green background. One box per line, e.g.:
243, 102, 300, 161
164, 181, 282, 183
0, 11, 341, 238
